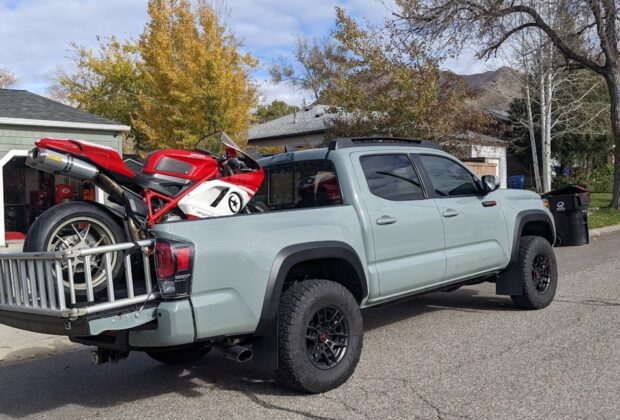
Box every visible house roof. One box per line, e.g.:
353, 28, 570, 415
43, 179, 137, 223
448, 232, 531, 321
249, 104, 333, 141
249, 103, 507, 147
0, 89, 130, 132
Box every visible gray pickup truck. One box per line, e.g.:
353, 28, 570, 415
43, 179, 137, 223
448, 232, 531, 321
0, 137, 557, 393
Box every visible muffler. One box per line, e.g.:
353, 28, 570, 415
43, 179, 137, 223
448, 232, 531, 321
221, 345, 253, 363
26, 147, 99, 181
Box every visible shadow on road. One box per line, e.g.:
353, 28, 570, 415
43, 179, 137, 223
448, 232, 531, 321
0, 286, 519, 417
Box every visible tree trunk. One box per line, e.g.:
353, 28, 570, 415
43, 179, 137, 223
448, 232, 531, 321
607, 71, 620, 209
524, 81, 542, 192
540, 72, 551, 192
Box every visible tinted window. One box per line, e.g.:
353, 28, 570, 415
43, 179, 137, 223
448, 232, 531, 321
360, 155, 425, 201
419, 155, 480, 196
254, 160, 342, 210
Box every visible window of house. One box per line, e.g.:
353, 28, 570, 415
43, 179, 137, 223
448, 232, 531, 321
360, 154, 425, 201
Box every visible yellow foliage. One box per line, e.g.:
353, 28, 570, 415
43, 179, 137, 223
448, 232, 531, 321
134, 0, 258, 150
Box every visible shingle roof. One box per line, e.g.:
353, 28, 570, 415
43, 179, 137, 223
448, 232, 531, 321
249, 104, 333, 141
0, 89, 123, 126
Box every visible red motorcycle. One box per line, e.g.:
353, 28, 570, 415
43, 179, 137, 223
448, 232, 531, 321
24, 132, 265, 295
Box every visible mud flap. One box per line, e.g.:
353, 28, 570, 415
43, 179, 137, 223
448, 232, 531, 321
496, 263, 523, 295
251, 318, 278, 371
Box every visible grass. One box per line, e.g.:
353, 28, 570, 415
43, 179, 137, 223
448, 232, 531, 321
588, 193, 620, 229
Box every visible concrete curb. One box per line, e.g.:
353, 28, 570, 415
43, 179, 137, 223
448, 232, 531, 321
590, 224, 620, 237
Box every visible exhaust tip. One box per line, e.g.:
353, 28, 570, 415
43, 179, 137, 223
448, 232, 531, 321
222, 345, 253, 363
237, 349, 253, 363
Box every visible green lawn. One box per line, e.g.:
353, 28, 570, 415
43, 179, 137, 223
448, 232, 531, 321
588, 193, 620, 229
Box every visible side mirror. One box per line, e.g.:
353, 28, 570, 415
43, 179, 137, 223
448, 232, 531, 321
481, 175, 500, 193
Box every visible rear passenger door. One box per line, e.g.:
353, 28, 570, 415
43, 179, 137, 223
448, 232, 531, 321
353, 153, 446, 298
415, 154, 508, 280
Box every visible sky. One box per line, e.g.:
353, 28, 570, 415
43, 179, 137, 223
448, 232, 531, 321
0, 0, 497, 106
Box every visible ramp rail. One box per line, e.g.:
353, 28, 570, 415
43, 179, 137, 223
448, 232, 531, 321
0, 239, 158, 320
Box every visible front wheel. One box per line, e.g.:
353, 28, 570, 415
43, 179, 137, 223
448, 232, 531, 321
510, 235, 558, 309
24, 201, 126, 297
276, 280, 363, 393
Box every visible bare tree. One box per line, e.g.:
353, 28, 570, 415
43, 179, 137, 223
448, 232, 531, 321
269, 38, 339, 102
0, 68, 17, 88
396, 0, 620, 206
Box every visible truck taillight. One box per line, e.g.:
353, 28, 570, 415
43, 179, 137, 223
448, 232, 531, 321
154, 239, 194, 298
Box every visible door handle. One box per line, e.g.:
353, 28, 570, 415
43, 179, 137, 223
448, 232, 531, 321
442, 209, 459, 218
376, 215, 397, 225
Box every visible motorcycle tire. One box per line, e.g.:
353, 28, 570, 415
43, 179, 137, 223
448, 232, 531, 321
24, 201, 126, 299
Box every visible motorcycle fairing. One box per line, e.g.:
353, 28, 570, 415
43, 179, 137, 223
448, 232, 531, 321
36, 138, 135, 178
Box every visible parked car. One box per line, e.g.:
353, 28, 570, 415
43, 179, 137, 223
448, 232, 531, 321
0, 137, 557, 393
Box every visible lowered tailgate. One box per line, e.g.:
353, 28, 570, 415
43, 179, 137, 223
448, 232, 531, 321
0, 240, 160, 336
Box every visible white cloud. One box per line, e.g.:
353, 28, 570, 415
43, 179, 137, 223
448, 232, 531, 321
0, 0, 499, 104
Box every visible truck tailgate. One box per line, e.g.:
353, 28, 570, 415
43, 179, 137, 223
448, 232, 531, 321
0, 240, 160, 336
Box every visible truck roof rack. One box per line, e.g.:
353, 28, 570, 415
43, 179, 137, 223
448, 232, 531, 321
328, 137, 442, 151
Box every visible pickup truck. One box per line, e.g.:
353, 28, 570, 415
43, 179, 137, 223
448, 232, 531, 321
0, 137, 557, 394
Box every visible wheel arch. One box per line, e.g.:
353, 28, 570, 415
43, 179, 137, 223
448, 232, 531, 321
497, 209, 556, 296
254, 241, 367, 336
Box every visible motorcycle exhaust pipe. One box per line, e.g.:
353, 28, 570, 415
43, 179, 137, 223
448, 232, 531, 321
26, 147, 99, 181
221, 345, 253, 363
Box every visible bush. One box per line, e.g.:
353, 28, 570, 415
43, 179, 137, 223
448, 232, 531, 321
552, 165, 613, 193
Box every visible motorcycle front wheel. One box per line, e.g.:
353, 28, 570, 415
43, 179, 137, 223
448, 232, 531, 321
23, 201, 126, 299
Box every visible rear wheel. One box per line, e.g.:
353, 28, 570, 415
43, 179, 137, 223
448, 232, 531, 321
147, 346, 212, 365
24, 201, 125, 297
276, 280, 363, 393
510, 235, 558, 309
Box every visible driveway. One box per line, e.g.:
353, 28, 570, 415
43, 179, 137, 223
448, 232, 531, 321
0, 232, 619, 419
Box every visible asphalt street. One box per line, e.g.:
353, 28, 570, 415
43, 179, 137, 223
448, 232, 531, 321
1, 232, 619, 419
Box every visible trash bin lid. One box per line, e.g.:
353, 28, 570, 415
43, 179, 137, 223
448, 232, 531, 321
542, 184, 588, 197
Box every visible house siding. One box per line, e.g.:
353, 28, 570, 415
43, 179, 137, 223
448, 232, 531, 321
0, 124, 122, 157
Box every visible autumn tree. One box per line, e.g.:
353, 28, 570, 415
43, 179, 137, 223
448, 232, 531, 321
395, 0, 620, 206
50, 38, 146, 150
321, 8, 488, 148
51, 0, 257, 152
253, 100, 299, 123
0, 68, 17, 88
135, 0, 257, 150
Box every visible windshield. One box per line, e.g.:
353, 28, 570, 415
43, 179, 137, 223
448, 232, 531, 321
196, 132, 243, 156
196, 131, 260, 169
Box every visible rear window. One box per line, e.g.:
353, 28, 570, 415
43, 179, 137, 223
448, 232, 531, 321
254, 159, 342, 211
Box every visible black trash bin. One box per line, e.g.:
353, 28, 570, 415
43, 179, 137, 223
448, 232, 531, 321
542, 185, 590, 246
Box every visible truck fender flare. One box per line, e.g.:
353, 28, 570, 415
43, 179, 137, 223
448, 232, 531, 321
254, 241, 367, 336
497, 209, 555, 295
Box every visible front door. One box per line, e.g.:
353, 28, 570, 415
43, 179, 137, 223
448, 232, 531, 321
416, 154, 509, 280
352, 153, 446, 299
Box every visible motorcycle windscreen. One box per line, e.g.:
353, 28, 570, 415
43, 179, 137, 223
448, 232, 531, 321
201, 132, 261, 170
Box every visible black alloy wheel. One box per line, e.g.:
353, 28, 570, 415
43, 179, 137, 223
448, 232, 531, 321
305, 305, 349, 370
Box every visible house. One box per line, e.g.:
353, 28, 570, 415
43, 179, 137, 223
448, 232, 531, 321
0, 88, 130, 246
248, 103, 508, 188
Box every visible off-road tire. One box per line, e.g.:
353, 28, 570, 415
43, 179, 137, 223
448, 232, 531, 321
147, 346, 212, 365
510, 235, 558, 309
23, 201, 126, 296
276, 280, 363, 393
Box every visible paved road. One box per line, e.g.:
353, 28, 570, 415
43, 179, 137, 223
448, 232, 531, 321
1, 232, 619, 419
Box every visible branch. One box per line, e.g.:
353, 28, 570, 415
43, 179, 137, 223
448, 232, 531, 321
479, 22, 538, 58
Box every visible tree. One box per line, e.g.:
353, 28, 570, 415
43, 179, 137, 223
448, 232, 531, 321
321, 7, 489, 151
269, 37, 340, 102
253, 100, 299, 123
135, 0, 257, 150
0, 68, 17, 88
50, 38, 146, 150
395, 0, 620, 206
